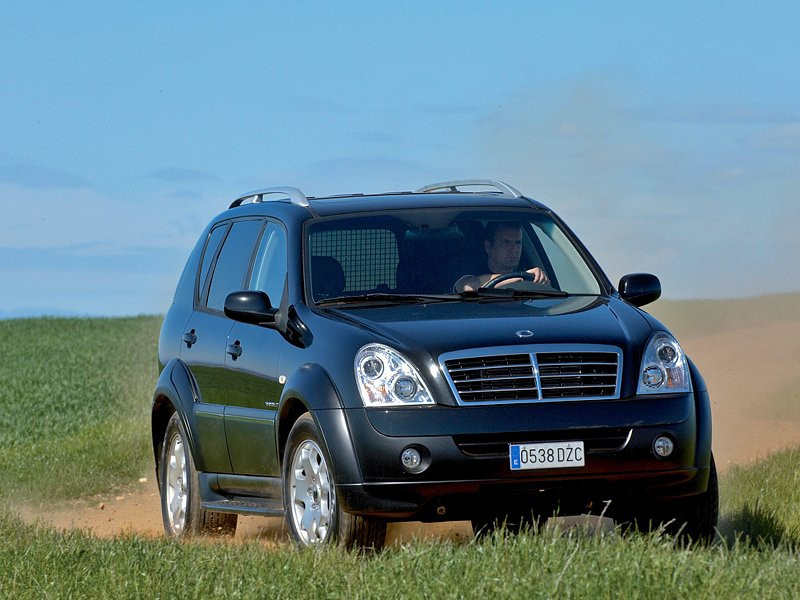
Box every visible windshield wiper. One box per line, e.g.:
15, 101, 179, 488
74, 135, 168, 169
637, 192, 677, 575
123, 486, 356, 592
316, 293, 461, 306
458, 288, 569, 299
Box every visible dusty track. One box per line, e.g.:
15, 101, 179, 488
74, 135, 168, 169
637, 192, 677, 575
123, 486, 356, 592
17, 316, 800, 542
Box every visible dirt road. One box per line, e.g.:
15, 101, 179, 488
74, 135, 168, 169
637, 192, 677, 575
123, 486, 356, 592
17, 315, 800, 542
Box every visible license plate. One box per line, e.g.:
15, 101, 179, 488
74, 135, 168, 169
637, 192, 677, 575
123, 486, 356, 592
509, 441, 585, 471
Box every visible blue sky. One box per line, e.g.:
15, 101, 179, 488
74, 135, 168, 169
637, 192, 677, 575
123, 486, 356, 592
1, 2, 799, 316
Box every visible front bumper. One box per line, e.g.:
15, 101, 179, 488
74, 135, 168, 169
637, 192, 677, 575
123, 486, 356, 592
327, 393, 710, 520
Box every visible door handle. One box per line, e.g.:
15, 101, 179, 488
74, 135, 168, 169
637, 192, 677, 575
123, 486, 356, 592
226, 341, 242, 360
182, 330, 197, 348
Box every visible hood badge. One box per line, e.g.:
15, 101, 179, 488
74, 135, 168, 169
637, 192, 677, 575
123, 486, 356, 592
515, 330, 534, 338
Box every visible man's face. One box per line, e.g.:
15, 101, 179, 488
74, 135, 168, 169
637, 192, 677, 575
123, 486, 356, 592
485, 227, 522, 272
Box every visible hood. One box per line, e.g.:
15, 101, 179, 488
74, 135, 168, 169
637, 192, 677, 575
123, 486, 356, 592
325, 295, 654, 357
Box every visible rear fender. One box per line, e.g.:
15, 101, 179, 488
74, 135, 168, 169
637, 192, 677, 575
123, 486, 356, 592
151, 359, 204, 476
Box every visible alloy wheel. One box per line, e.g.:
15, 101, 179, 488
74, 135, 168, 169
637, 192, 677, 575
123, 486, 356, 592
289, 439, 335, 545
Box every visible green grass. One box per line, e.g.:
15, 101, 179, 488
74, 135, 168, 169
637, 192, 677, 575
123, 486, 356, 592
4, 314, 800, 598
2, 511, 800, 599
0, 316, 161, 502
720, 447, 800, 548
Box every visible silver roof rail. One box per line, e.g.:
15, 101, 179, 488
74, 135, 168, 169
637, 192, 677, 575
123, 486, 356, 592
415, 179, 523, 198
229, 186, 309, 209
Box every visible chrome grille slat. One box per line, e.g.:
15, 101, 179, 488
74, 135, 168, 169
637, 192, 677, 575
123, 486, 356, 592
456, 374, 536, 384
441, 345, 622, 405
539, 373, 617, 379
541, 383, 617, 389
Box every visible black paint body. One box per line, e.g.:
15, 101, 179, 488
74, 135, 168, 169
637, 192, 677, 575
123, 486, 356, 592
151, 192, 713, 521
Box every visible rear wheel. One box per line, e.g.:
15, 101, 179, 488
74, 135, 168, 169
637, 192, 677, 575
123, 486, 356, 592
159, 413, 237, 538
283, 413, 386, 550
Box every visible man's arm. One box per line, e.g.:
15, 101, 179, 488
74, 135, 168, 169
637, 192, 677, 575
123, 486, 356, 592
454, 267, 550, 292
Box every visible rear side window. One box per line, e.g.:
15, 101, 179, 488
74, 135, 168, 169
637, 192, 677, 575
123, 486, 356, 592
196, 224, 230, 304
205, 219, 264, 311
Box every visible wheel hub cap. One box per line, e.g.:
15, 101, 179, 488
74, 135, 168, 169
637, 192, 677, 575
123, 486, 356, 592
165, 434, 188, 534
289, 439, 334, 545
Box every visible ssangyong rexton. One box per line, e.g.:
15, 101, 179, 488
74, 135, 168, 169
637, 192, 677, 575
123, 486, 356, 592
151, 180, 716, 549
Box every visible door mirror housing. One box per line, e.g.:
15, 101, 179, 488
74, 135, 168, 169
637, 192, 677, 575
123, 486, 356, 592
618, 273, 661, 307
224, 291, 278, 326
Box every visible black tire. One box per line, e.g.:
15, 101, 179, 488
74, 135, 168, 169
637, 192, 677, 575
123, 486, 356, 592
623, 454, 719, 544
159, 413, 237, 538
283, 413, 386, 550
471, 511, 542, 538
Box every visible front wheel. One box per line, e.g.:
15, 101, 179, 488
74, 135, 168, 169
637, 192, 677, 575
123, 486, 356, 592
159, 413, 237, 538
283, 413, 386, 550
621, 454, 719, 544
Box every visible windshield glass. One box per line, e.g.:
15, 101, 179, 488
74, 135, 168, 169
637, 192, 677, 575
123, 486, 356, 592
305, 208, 602, 302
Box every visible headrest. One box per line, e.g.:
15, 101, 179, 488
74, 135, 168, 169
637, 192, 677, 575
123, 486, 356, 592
311, 256, 345, 299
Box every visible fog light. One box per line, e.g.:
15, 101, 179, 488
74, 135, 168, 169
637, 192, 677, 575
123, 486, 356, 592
401, 447, 422, 471
653, 436, 674, 458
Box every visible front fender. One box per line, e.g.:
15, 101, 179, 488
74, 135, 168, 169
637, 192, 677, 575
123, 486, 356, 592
688, 357, 712, 474
278, 363, 363, 484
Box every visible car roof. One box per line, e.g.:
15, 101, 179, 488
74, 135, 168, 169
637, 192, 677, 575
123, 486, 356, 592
306, 192, 547, 216
218, 180, 553, 222
221, 191, 550, 222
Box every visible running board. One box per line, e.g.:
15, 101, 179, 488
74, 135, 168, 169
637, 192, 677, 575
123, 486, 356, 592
203, 497, 285, 517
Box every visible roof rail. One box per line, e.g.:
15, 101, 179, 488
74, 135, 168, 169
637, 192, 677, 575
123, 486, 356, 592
415, 179, 523, 198
229, 186, 309, 209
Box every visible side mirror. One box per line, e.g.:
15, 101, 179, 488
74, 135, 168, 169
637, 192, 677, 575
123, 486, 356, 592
618, 273, 661, 307
224, 290, 277, 326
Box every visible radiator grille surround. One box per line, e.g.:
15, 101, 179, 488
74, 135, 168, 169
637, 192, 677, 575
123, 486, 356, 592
440, 345, 622, 405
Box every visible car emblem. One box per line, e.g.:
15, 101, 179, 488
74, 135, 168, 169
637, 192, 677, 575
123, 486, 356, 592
515, 330, 534, 338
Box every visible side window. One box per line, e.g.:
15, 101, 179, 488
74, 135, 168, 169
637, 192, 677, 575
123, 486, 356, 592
205, 219, 264, 311
529, 221, 601, 294
196, 224, 230, 304
249, 222, 287, 305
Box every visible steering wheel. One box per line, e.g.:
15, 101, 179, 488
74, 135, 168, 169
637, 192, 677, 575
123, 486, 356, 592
481, 271, 535, 289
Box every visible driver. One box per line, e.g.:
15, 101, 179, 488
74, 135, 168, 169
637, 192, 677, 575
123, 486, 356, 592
454, 222, 550, 292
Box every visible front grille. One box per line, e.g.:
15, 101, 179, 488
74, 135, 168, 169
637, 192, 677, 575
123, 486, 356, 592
537, 352, 618, 399
441, 346, 621, 405
445, 354, 537, 402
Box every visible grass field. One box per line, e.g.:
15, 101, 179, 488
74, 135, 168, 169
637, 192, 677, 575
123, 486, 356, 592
0, 316, 161, 502
1, 301, 800, 598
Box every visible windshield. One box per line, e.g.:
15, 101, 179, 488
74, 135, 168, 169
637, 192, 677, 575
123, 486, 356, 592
305, 208, 603, 303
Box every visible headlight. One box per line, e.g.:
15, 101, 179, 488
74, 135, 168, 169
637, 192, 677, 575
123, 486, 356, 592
354, 344, 434, 407
637, 332, 691, 395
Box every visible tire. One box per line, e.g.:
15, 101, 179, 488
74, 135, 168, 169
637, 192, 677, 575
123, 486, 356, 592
283, 413, 386, 550
159, 413, 238, 538
673, 454, 719, 543
623, 454, 719, 544
471, 511, 542, 538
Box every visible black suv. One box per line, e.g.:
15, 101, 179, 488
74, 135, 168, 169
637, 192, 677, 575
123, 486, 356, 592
152, 180, 716, 549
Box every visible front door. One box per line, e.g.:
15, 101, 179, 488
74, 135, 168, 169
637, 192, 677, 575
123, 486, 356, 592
224, 221, 288, 476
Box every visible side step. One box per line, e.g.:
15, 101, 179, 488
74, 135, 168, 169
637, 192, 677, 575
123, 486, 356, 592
203, 496, 284, 517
